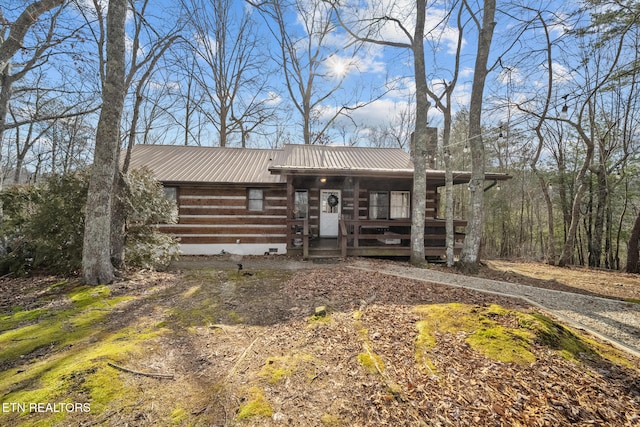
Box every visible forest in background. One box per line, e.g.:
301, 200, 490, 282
1, 0, 639, 272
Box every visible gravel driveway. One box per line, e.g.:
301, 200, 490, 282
351, 260, 640, 358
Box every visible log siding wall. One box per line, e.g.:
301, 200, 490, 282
160, 185, 288, 249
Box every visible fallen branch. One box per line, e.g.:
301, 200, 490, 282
107, 362, 174, 379
225, 336, 259, 381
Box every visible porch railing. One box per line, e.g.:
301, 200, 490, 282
288, 219, 310, 259
289, 218, 466, 259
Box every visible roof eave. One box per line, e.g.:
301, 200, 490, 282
268, 167, 414, 177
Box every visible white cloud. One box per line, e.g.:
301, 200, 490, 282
497, 67, 523, 85
315, 97, 411, 132
460, 67, 474, 79
265, 91, 282, 106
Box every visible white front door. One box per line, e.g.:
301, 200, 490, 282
320, 189, 341, 237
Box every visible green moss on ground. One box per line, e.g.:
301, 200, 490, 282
0, 281, 161, 426
236, 386, 273, 420
414, 302, 639, 371
414, 303, 597, 367
170, 406, 188, 425
258, 353, 316, 384
320, 412, 342, 425
357, 346, 385, 374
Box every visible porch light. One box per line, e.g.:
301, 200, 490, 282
560, 94, 569, 119
320, 177, 327, 183
560, 104, 568, 118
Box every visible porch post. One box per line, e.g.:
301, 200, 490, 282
286, 175, 294, 250
354, 176, 360, 248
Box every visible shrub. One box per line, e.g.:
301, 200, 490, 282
0, 168, 178, 276
123, 168, 179, 269
0, 185, 41, 275
29, 172, 89, 274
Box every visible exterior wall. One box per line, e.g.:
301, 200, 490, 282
160, 184, 288, 255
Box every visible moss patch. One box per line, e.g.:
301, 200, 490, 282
0, 307, 50, 332
308, 313, 332, 326
413, 303, 628, 368
522, 312, 595, 360
0, 281, 162, 426
358, 345, 385, 374
170, 406, 188, 425
236, 386, 273, 420
320, 412, 342, 425
467, 325, 535, 364
414, 304, 538, 366
0, 284, 132, 367
258, 353, 316, 384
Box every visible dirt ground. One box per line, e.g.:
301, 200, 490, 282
1, 256, 639, 426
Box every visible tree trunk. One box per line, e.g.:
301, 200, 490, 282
589, 165, 607, 267
0, 65, 13, 148
460, 0, 496, 267
409, 0, 429, 266
82, 0, 127, 285
558, 130, 594, 267
110, 171, 129, 269
626, 209, 640, 273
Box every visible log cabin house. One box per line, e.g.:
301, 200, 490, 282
127, 144, 510, 259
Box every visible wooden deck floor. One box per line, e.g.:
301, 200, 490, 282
288, 237, 458, 259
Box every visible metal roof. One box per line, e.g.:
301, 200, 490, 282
269, 144, 414, 175
126, 144, 511, 184
126, 145, 284, 184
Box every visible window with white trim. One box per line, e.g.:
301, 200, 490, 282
248, 188, 264, 211
390, 191, 410, 218
294, 190, 308, 219
162, 186, 177, 203
369, 191, 389, 219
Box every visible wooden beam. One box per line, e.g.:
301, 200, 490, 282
303, 219, 309, 260
354, 177, 360, 248
286, 175, 294, 249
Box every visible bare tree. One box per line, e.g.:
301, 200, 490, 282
185, 0, 275, 147
509, 3, 637, 268
1, 1, 92, 181
423, 5, 466, 267
6, 68, 97, 183
82, 0, 127, 284
252, 0, 371, 145
459, 0, 496, 267
0, 0, 66, 71
327, 0, 434, 264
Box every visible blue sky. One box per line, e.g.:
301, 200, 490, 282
3, 0, 584, 154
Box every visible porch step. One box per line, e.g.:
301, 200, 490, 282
308, 249, 342, 259
311, 256, 342, 264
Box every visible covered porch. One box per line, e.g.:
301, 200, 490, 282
286, 218, 467, 259
268, 144, 509, 260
